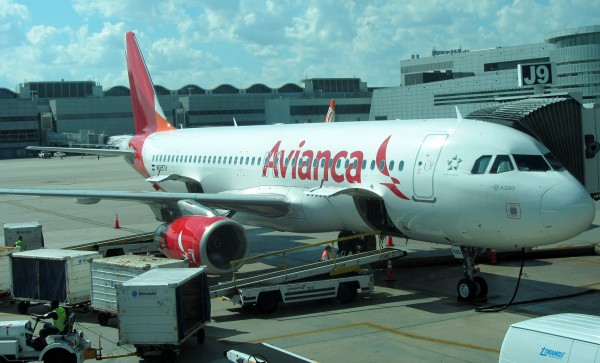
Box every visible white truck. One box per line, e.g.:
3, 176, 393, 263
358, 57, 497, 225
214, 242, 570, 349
0, 314, 91, 363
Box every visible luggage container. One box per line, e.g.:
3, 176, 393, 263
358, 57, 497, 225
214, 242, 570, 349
10, 249, 102, 314
116, 267, 211, 362
90, 255, 187, 326
499, 313, 600, 362
0, 247, 16, 296
3, 221, 44, 251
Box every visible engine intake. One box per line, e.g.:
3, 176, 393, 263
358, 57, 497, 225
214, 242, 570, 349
154, 215, 249, 274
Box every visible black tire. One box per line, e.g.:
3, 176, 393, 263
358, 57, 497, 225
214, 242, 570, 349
457, 278, 476, 301
160, 349, 176, 363
98, 312, 109, 326
473, 276, 488, 299
256, 291, 279, 314
197, 328, 205, 344
337, 282, 358, 304
43, 349, 76, 363
17, 301, 28, 314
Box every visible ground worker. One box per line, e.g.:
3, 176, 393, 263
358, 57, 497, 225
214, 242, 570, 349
14, 235, 25, 250
321, 245, 333, 261
33, 300, 67, 344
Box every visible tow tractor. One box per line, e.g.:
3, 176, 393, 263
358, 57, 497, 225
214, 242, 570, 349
0, 313, 91, 363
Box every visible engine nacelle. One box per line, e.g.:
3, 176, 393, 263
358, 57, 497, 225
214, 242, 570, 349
154, 215, 249, 274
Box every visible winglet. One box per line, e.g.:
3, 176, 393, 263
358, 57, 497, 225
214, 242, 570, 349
324, 99, 335, 123
455, 106, 463, 120
125, 32, 175, 135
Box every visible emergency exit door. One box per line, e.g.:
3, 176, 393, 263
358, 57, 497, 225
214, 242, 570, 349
413, 134, 448, 201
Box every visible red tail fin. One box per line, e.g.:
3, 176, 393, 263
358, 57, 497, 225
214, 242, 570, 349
324, 99, 335, 123
125, 32, 175, 135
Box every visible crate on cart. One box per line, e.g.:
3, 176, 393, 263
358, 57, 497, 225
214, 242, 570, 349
116, 267, 211, 362
10, 249, 102, 314
3, 221, 44, 251
90, 255, 187, 326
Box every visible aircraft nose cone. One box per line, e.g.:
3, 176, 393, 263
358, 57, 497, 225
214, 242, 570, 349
541, 181, 595, 242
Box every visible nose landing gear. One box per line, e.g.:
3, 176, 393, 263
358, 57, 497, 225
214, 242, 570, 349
454, 246, 488, 301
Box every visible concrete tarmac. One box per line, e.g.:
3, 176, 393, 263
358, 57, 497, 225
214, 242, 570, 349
1, 155, 600, 362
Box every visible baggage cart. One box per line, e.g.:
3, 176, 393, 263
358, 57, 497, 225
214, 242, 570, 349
90, 255, 187, 326
3, 221, 44, 251
10, 249, 101, 314
116, 267, 211, 363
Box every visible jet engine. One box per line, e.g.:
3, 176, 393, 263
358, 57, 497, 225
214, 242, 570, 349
153, 215, 249, 274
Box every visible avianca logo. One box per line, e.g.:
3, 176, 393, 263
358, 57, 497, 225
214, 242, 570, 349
262, 136, 409, 200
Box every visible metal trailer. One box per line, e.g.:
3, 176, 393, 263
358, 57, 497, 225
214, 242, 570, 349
211, 247, 406, 314
90, 255, 187, 326
3, 220, 45, 251
0, 246, 17, 297
10, 249, 102, 314
226, 342, 317, 363
116, 267, 211, 363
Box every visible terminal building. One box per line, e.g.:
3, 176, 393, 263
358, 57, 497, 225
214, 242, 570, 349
1, 25, 599, 192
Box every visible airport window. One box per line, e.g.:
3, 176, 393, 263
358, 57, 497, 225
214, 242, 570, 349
471, 155, 492, 174
490, 155, 514, 174
513, 154, 550, 172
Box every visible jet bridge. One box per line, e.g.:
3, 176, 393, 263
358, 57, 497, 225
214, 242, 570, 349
466, 95, 600, 197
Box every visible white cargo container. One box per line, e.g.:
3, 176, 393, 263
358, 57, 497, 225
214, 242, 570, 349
3, 221, 44, 251
499, 313, 600, 363
10, 249, 102, 314
116, 268, 210, 360
0, 247, 16, 295
90, 255, 187, 326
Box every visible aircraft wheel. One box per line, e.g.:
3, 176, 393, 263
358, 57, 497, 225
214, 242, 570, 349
473, 276, 488, 299
457, 278, 476, 301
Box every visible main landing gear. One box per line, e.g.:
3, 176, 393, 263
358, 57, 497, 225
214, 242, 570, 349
454, 246, 488, 301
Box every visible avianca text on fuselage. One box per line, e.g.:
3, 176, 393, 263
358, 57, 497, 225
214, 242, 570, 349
262, 137, 411, 200
262, 140, 363, 183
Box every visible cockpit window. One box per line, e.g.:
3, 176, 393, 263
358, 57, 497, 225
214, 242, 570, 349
512, 154, 550, 171
471, 155, 492, 174
490, 155, 514, 174
544, 152, 565, 171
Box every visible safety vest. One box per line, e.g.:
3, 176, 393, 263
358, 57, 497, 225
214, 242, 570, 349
53, 306, 67, 332
15, 239, 25, 250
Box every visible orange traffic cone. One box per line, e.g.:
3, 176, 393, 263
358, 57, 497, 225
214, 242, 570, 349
386, 236, 395, 247
384, 260, 395, 282
114, 213, 120, 229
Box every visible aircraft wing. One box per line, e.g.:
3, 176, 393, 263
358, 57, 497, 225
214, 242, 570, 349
0, 188, 290, 218
26, 146, 133, 157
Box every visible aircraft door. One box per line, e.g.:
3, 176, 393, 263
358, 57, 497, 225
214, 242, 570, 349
413, 134, 448, 201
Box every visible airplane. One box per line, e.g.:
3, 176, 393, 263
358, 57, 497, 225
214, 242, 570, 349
0, 31, 595, 301
324, 99, 335, 123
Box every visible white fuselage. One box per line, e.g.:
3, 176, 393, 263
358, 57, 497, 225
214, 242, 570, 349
138, 118, 595, 249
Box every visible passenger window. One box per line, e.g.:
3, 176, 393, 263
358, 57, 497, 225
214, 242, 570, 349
490, 155, 514, 174
370, 160, 375, 170
513, 154, 550, 171
398, 160, 404, 172
362, 160, 367, 170
471, 155, 492, 174
389, 160, 394, 171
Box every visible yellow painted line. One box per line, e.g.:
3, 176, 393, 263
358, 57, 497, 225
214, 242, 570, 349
238, 321, 499, 354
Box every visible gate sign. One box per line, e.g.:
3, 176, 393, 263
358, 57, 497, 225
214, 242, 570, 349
518, 63, 553, 86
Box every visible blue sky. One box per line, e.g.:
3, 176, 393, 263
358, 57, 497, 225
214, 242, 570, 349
0, 0, 598, 90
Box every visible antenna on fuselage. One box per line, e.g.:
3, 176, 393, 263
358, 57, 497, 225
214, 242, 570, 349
233, 117, 238, 127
